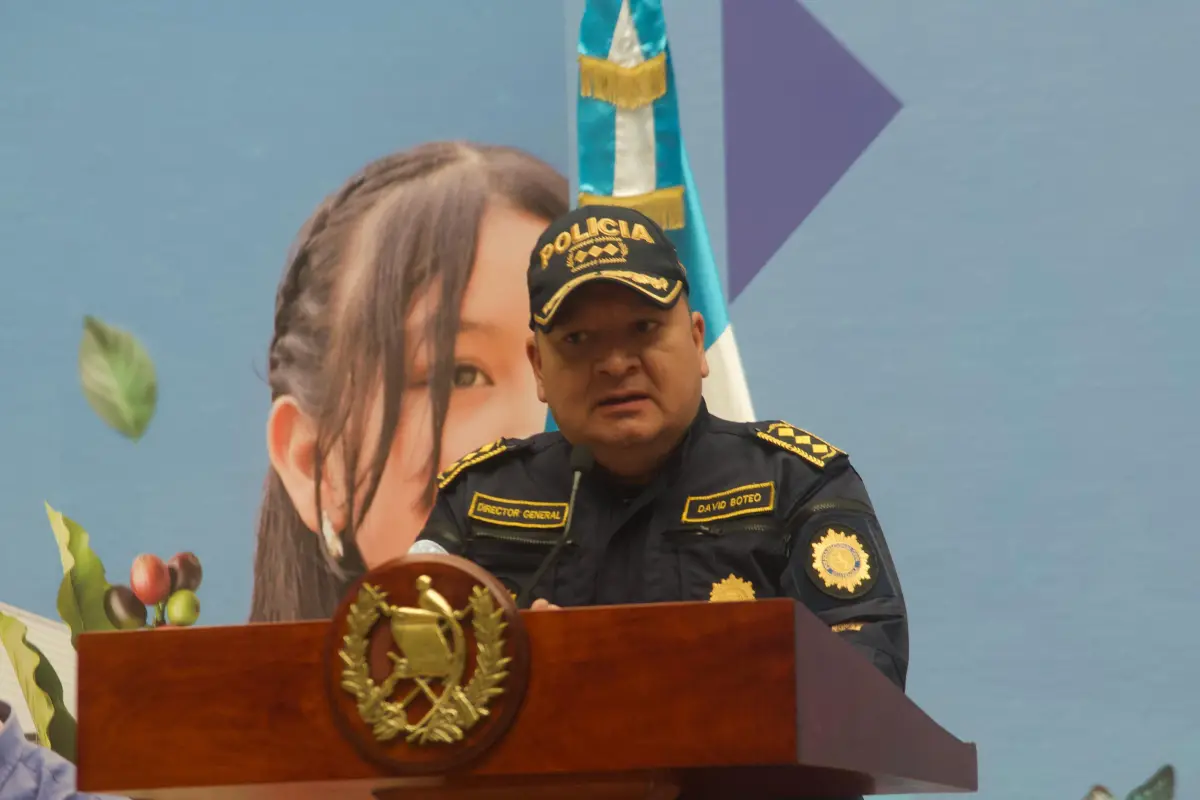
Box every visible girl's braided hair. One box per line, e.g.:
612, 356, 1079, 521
251, 141, 567, 622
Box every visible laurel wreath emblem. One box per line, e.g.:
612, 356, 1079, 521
338, 582, 510, 745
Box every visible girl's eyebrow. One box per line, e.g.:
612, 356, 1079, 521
408, 318, 507, 366
457, 318, 503, 336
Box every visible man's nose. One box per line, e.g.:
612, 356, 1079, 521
595, 346, 639, 376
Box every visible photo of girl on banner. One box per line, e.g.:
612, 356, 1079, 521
250, 141, 568, 622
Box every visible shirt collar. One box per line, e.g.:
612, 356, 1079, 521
664, 398, 711, 474
588, 398, 710, 494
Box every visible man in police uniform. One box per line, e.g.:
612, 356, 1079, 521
414, 205, 908, 691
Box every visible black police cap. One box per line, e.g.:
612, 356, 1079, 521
527, 204, 689, 332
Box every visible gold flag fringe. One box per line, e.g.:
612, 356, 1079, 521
578, 52, 668, 109
578, 186, 686, 231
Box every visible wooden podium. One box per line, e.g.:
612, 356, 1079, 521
75, 556, 977, 799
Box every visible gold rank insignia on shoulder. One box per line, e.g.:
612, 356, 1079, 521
754, 421, 843, 470
806, 527, 877, 599
468, 493, 569, 529
709, 574, 756, 603
436, 439, 510, 490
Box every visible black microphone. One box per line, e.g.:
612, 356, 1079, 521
516, 445, 594, 609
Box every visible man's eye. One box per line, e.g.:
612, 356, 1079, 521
562, 331, 586, 346
635, 320, 660, 334
452, 364, 493, 388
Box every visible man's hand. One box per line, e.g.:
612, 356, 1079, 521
530, 598, 560, 610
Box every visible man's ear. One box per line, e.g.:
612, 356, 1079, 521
266, 396, 342, 534
691, 310, 710, 378
526, 334, 547, 403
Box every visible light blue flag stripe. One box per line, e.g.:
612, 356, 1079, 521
547, 0, 750, 432
677, 140, 729, 347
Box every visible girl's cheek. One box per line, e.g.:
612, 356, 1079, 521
440, 399, 503, 462
389, 402, 435, 480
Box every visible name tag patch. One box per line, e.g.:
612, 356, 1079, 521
468, 493, 568, 529
681, 482, 776, 523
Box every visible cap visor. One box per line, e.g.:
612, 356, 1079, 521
532, 270, 684, 331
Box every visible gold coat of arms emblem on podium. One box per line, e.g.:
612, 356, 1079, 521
338, 575, 510, 745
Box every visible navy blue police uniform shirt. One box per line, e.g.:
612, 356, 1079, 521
416, 402, 909, 690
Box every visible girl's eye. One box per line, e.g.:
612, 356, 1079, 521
452, 364, 493, 388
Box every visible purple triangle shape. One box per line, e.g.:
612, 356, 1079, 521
722, 0, 902, 300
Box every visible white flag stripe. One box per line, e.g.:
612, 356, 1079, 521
585, 0, 756, 425
703, 325, 757, 422
608, 0, 658, 197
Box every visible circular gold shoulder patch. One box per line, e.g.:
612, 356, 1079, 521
807, 527, 876, 599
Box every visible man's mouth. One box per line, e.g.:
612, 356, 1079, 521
596, 391, 651, 409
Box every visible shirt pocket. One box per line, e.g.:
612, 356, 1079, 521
465, 524, 565, 598
661, 517, 787, 602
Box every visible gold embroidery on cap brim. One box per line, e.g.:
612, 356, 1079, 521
535, 270, 682, 327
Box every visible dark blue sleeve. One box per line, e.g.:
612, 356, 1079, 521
778, 463, 910, 690
414, 490, 469, 555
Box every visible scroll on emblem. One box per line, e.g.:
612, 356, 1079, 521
324, 554, 530, 773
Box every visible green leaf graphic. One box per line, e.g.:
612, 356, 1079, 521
46, 502, 117, 645
1083, 766, 1175, 800
25, 637, 77, 763
1128, 765, 1174, 800
0, 611, 78, 762
78, 315, 158, 440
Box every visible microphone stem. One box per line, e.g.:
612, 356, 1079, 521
517, 470, 584, 609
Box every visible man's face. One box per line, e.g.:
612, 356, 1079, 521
527, 282, 709, 453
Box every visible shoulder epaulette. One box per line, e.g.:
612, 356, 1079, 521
750, 421, 846, 470
436, 437, 529, 490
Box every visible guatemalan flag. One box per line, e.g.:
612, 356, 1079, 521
562, 0, 756, 426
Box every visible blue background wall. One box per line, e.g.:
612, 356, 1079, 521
0, 0, 569, 617
736, 4, 1200, 797
3, 2, 1198, 797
